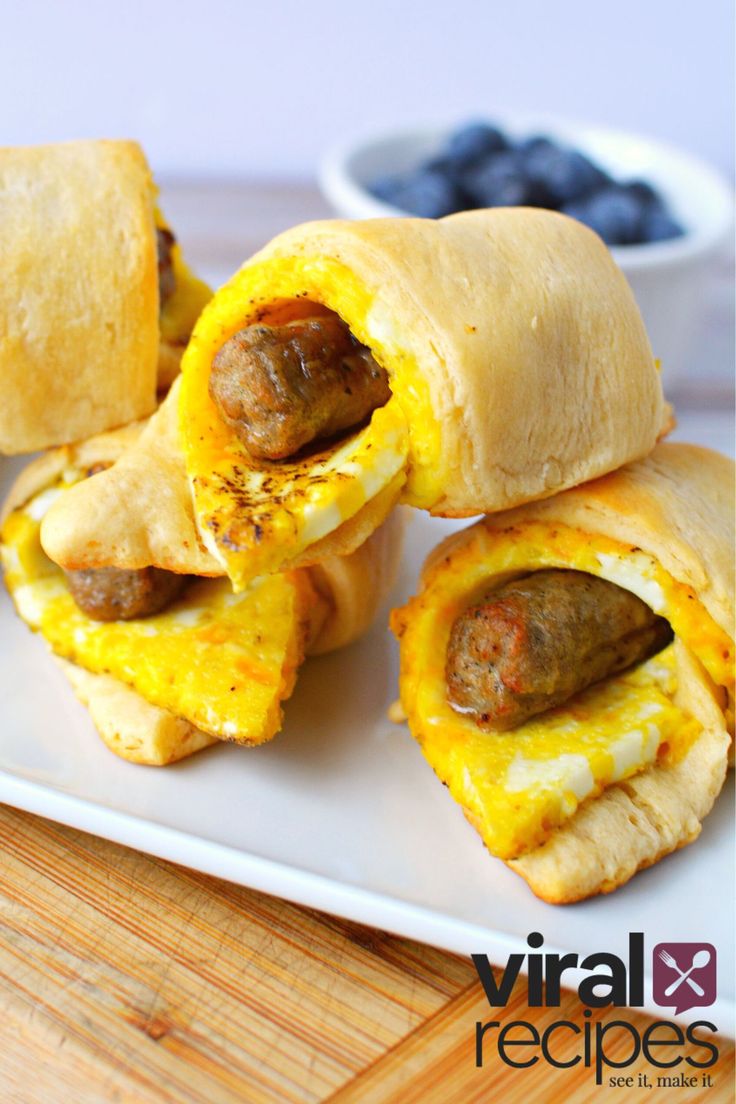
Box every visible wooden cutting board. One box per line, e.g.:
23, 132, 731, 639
0, 805, 732, 1103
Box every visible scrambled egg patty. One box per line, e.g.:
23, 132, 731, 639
1, 478, 318, 744
391, 521, 732, 859
180, 258, 419, 590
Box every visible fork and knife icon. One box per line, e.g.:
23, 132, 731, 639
658, 947, 711, 997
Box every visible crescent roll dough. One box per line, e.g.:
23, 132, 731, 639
2, 416, 404, 763
390, 443, 733, 902
0, 139, 210, 454
178, 208, 667, 590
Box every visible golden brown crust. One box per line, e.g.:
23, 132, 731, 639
0, 140, 159, 453
248, 208, 667, 514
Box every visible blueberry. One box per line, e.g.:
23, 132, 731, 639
640, 209, 685, 243
462, 151, 537, 207
624, 179, 662, 208
388, 168, 463, 218
522, 145, 608, 206
514, 134, 556, 156
562, 186, 645, 245
421, 154, 468, 186
369, 174, 407, 205
443, 122, 508, 168
423, 154, 453, 173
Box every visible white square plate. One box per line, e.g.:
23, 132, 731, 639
1, 412, 733, 1030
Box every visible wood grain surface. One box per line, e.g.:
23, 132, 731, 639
1, 182, 734, 1103
0, 806, 732, 1104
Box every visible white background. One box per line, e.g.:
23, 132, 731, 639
1, 0, 733, 179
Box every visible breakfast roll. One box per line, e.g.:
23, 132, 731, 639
390, 443, 734, 903
1, 410, 404, 764
0, 139, 210, 454
177, 207, 668, 590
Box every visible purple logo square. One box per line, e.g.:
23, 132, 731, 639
653, 943, 717, 1015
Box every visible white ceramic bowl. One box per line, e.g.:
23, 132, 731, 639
319, 117, 734, 386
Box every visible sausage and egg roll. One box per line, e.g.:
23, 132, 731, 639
177, 207, 668, 590
391, 443, 734, 902
0, 139, 210, 454
1, 392, 403, 764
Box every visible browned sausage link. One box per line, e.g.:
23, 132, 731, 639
208, 314, 391, 460
446, 569, 674, 730
157, 227, 176, 308
65, 566, 187, 622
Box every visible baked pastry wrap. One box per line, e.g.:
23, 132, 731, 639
2, 411, 404, 763
0, 139, 209, 454
178, 207, 668, 589
390, 443, 733, 902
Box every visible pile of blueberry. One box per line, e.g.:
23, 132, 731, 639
370, 121, 684, 246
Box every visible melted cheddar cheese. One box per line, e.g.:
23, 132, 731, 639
179, 257, 432, 590
391, 521, 732, 859
1, 475, 318, 744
